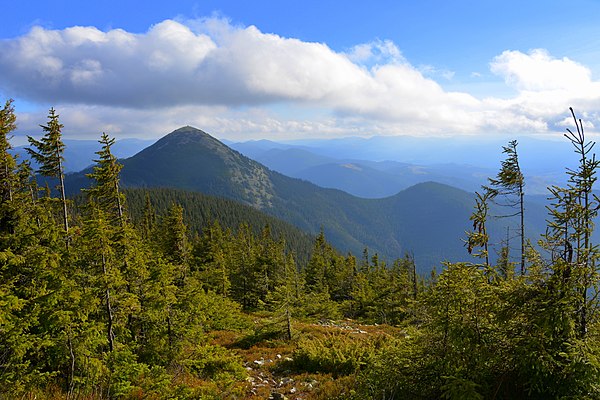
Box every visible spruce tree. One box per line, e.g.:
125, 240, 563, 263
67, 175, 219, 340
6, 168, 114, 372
0, 99, 17, 205
26, 108, 70, 239
192, 220, 232, 296
544, 108, 600, 338
161, 203, 190, 285
85, 133, 125, 225
465, 190, 492, 268
140, 193, 156, 240
486, 140, 526, 274
230, 223, 257, 309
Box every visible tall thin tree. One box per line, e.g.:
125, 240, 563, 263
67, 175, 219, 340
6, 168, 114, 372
486, 140, 526, 274
0, 99, 17, 204
85, 133, 125, 225
544, 108, 600, 338
466, 190, 492, 268
27, 108, 69, 237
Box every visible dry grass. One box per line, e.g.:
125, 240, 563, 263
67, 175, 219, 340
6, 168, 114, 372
18, 318, 403, 399
201, 317, 405, 399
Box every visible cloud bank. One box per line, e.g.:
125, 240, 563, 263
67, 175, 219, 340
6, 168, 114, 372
1, 18, 599, 139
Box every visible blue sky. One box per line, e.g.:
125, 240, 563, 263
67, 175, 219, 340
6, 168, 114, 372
2, 0, 600, 142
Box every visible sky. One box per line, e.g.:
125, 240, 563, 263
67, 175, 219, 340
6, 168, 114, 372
2, 0, 600, 143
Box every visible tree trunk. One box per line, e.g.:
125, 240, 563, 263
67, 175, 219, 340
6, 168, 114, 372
286, 308, 292, 341
102, 253, 115, 352
67, 331, 76, 399
520, 184, 525, 275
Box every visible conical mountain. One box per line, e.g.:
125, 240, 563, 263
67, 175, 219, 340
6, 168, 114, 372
120, 126, 275, 209
66, 126, 551, 271
118, 126, 373, 257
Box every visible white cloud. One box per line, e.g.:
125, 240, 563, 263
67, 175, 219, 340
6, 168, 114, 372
2, 19, 600, 140
491, 49, 591, 91
489, 49, 600, 130
346, 39, 404, 65
13, 104, 369, 142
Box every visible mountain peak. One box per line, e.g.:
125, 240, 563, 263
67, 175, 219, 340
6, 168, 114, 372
153, 126, 224, 151
164, 125, 212, 140
120, 126, 276, 210
171, 125, 207, 134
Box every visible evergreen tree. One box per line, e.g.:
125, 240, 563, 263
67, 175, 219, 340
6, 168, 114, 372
486, 140, 526, 274
140, 193, 156, 240
263, 252, 299, 340
465, 190, 492, 268
544, 108, 600, 338
230, 223, 258, 309
160, 203, 190, 285
85, 133, 125, 225
304, 230, 332, 294
0, 99, 17, 205
26, 108, 70, 239
192, 220, 232, 296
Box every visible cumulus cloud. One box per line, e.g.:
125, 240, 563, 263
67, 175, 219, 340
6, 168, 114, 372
489, 49, 600, 130
2, 18, 600, 139
491, 49, 592, 91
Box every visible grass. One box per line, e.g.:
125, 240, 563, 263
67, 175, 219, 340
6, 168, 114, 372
203, 316, 406, 399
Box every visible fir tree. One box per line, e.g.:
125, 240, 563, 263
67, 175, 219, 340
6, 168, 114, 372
544, 108, 600, 338
26, 108, 70, 240
85, 133, 125, 225
0, 99, 17, 204
465, 190, 492, 269
486, 140, 526, 274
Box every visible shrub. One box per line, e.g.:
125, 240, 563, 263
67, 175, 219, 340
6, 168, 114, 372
291, 333, 386, 376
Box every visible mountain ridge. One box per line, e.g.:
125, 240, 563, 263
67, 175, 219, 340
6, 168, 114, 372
64, 126, 551, 271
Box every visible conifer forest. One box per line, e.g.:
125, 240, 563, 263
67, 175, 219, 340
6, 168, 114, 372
4, 98, 600, 399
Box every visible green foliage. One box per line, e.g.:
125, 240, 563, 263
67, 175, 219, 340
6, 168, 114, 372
63, 125, 523, 268
7, 102, 600, 399
486, 139, 526, 274
353, 330, 424, 399
465, 190, 492, 266
292, 333, 385, 377
0, 99, 17, 206
441, 376, 484, 400
84, 133, 126, 224
295, 292, 343, 320
27, 107, 70, 235
182, 342, 247, 380
104, 348, 173, 398
26, 108, 65, 181
124, 186, 314, 264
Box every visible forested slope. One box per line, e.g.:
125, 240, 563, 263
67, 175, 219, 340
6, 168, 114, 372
123, 187, 314, 264
64, 126, 552, 272
4, 101, 600, 399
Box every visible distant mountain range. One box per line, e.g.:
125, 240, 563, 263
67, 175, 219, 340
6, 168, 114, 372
13, 138, 155, 172
62, 126, 552, 272
229, 136, 573, 196
16, 131, 574, 197
254, 147, 494, 198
